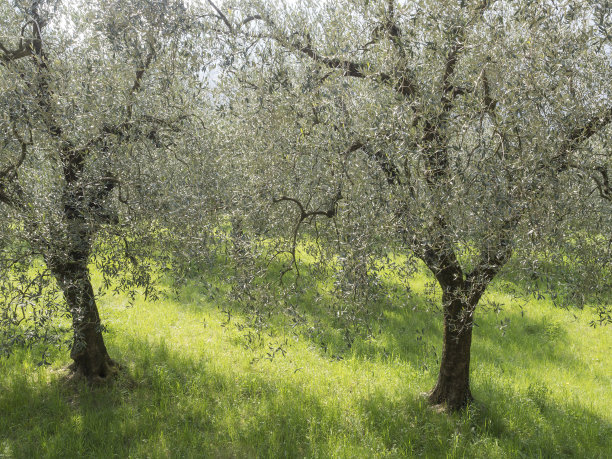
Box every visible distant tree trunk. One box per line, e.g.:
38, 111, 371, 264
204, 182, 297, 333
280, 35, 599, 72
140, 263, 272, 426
428, 290, 475, 411
230, 215, 247, 258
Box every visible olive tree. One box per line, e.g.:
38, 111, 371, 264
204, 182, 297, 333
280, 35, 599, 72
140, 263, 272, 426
207, 0, 612, 410
0, 0, 205, 378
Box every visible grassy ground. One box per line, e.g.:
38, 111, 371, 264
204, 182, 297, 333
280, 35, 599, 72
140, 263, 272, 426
1, 261, 610, 458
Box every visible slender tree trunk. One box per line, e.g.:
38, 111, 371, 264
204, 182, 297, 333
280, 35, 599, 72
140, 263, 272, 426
51, 258, 116, 379
428, 291, 475, 411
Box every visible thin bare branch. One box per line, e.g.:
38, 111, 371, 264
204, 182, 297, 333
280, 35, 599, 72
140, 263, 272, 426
207, 0, 233, 33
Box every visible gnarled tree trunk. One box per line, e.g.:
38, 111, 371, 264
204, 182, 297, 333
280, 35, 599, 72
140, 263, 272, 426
423, 241, 509, 411
48, 238, 116, 379
27, 1, 115, 380
52, 260, 115, 379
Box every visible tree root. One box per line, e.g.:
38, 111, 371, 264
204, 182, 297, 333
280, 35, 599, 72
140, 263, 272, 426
68, 356, 120, 383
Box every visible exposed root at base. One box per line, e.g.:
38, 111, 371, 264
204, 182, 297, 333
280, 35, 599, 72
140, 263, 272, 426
67, 358, 121, 384
426, 387, 473, 413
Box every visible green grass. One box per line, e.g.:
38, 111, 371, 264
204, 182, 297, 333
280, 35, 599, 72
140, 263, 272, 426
1, 261, 611, 458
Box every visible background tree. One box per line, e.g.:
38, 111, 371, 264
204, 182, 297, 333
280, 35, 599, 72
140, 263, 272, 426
207, 0, 612, 410
0, 0, 204, 379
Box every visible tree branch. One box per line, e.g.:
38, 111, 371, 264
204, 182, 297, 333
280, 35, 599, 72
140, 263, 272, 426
419, 237, 465, 291
0, 125, 30, 210
272, 189, 342, 282
567, 106, 612, 146
1, 124, 31, 181
207, 0, 233, 33
230, 4, 417, 99
0, 40, 37, 64
126, 43, 156, 120
551, 106, 612, 174
592, 165, 612, 202
465, 215, 520, 304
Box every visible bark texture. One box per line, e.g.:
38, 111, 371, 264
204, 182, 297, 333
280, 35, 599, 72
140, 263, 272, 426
428, 292, 474, 411
50, 252, 116, 379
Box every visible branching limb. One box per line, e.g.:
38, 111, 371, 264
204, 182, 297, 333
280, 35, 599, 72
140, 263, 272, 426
592, 165, 612, 202
565, 162, 612, 202
0, 122, 32, 209
0, 40, 36, 64
206, 0, 417, 98
1, 124, 31, 180
0, 16, 42, 64
126, 43, 156, 121
415, 221, 465, 292
272, 190, 342, 282
206, 0, 233, 33
481, 70, 497, 114
465, 215, 520, 305
548, 106, 612, 176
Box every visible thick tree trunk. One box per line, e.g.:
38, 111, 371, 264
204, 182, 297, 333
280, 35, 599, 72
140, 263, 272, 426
52, 260, 116, 379
428, 292, 474, 411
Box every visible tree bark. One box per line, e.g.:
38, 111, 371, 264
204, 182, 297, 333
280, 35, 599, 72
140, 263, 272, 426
47, 185, 116, 380
428, 290, 474, 411
51, 258, 116, 379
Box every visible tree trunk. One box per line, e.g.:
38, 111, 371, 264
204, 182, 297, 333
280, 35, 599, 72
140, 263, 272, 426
428, 291, 474, 411
52, 259, 116, 379
27, 1, 116, 380
55, 263, 116, 380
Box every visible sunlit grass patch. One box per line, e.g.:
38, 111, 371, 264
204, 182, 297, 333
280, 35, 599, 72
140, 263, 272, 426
1, 258, 611, 458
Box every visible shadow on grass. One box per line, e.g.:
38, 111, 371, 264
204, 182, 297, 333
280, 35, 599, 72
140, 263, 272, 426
185, 253, 599, 361
3, 253, 607, 458
1, 331, 610, 458
1, 339, 321, 457
211, 260, 611, 455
